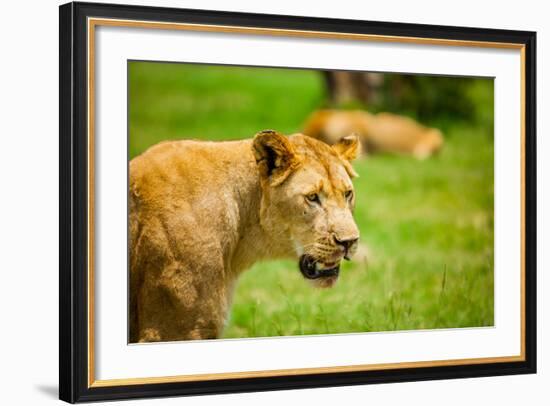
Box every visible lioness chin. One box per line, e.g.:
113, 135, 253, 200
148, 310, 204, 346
129, 130, 360, 342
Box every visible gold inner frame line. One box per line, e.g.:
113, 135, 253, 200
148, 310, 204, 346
87, 17, 527, 388
91, 17, 525, 49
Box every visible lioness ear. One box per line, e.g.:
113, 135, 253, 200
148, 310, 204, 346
333, 134, 360, 161
333, 134, 360, 178
253, 130, 300, 186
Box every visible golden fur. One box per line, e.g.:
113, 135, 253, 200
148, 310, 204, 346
129, 131, 360, 342
303, 109, 444, 159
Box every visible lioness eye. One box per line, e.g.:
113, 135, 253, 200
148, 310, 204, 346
306, 193, 320, 204
345, 190, 353, 201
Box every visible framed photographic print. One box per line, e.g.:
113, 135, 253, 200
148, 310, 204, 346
59, 1, 537, 403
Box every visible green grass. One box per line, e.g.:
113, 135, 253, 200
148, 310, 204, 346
129, 61, 494, 338
129, 62, 325, 159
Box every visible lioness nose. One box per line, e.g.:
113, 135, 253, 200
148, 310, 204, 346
334, 236, 359, 251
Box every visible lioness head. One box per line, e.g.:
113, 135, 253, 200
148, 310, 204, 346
253, 130, 360, 288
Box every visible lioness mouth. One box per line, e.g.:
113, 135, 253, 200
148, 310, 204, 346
299, 254, 340, 280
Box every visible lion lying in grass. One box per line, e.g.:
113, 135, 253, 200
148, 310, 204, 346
303, 109, 444, 159
129, 130, 360, 342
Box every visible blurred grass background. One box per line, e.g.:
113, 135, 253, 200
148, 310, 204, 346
129, 61, 494, 338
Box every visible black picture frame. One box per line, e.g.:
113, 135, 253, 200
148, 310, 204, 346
59, 1, 537, 403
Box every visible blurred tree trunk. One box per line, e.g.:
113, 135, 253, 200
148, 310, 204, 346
323, 71, 384, 106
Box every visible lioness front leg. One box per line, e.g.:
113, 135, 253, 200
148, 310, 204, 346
136, 261, 230, 342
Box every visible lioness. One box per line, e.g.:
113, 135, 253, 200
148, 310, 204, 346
129, 130, 360, 342
303, 109, 444, 159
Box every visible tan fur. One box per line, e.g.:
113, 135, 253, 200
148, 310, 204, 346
303, 109, 444, 159
129, 131, 359, 342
